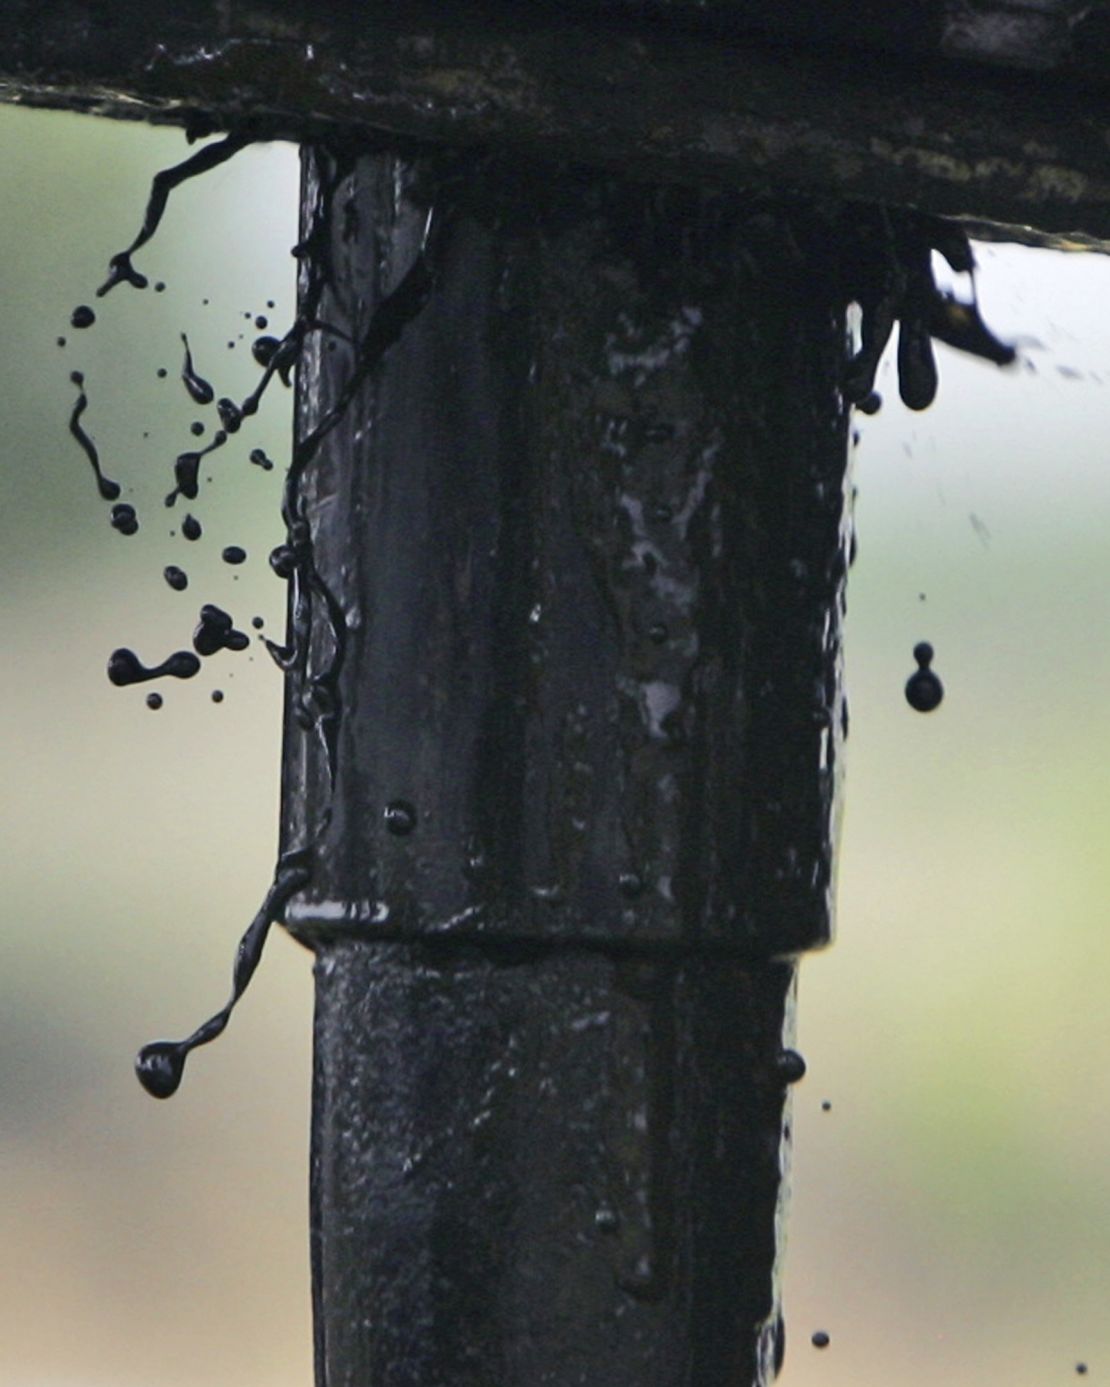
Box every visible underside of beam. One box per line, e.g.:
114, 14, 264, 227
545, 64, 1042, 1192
0, 1, 1108, 250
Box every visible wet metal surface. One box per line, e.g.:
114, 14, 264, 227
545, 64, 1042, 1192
281, 151, 853, 959
282, 150, 852, 1385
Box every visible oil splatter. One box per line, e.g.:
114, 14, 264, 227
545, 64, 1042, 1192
97, 133, 249, 297
216, 397, 243, 433
107, 647, 200, 686
905, 641, 944, 713
135, 850, 312, 1098
68, 372, 121, 501
249, 447, 275, 471
70, 305, 95, 329
163, 565, 188, 591
180, 333, 215, 405
193, 604, 250, 656
110, 503, 138, 536
165, 431, 228, 507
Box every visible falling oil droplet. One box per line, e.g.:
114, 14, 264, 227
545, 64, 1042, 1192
1076, 1364, 1088, 1376
905, 640, 943, 713
221, 545, 247, 565
146, 692, 163, 711
107, 648, 200, 686
68, 372, 121, 501
182, 514, 202, 541
193, 605, 250, 656
135, 848, 311, 1098
70, 305, 96, 329
249, 447, 275, 471
190, 421, 205, 437
821, 1100, 832, 1112
384, 800, 417, 835
163, 565, 188, 592
180, 333, 215, 405
110, 503, 138, 536
811, 1331, 830, 1350
251, 616, 264, 630
211, 689, 225, 703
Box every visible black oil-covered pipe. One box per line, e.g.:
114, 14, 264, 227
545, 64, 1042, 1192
280, 145, 851, 1386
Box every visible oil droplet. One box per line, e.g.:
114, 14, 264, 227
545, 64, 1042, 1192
857, 390, 882, 415
68, 372, 121, 501
821, 1100, 832, 1112
384, 800, 417, 835
255, 315, 268, 330
217, 397, 243, 433
154, 281, 166, 292
182, 514, 202, 541
135, 848, 311, 1099
193, 605, 250, 656
146, 692, 163, 710
211, 689, 225, 704
269, 543, 295, 578
905, 641, 943, 713
135, 1040, 184, 1098
777, 1049, 807, 1084
180, 333, 215, 405
222, 545, 247, 565
70, 304, 96, 328
110, 503, 138, 536
251, 616, 264, 630
163, 565, 188, 591
157, 367, 167, 379
249, 447, 275, 471
811, 1331, 830, 1350
190, 421, 205, 437
107, 648, 200, 686
56, 336, 66, 347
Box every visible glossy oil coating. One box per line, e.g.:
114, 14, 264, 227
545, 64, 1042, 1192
280, 149, 852, 959
277, 149, 853, 1386
311, 941, 799, 1386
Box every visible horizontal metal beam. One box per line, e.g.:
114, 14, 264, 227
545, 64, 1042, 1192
0, 1, 1107, 248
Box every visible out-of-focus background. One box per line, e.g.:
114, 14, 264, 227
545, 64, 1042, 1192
1, 103, 1108, 1387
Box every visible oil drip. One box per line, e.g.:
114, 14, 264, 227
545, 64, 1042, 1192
193, 604, 250, 656
840, 209, 1015, 413
905, 641, 944, 712
135, 850, 312, 1098
110, 503, 139, 536
97, 133, 249, 297
107, 647, 201, 685
180, 333, 215, 405
165, 431, 228, 506
68, 372, 120, 501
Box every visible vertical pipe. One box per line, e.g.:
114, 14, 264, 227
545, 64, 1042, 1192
281, 146, 851, 1386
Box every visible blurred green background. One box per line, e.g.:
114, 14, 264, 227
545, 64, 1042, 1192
1, 104, 1109, 1386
